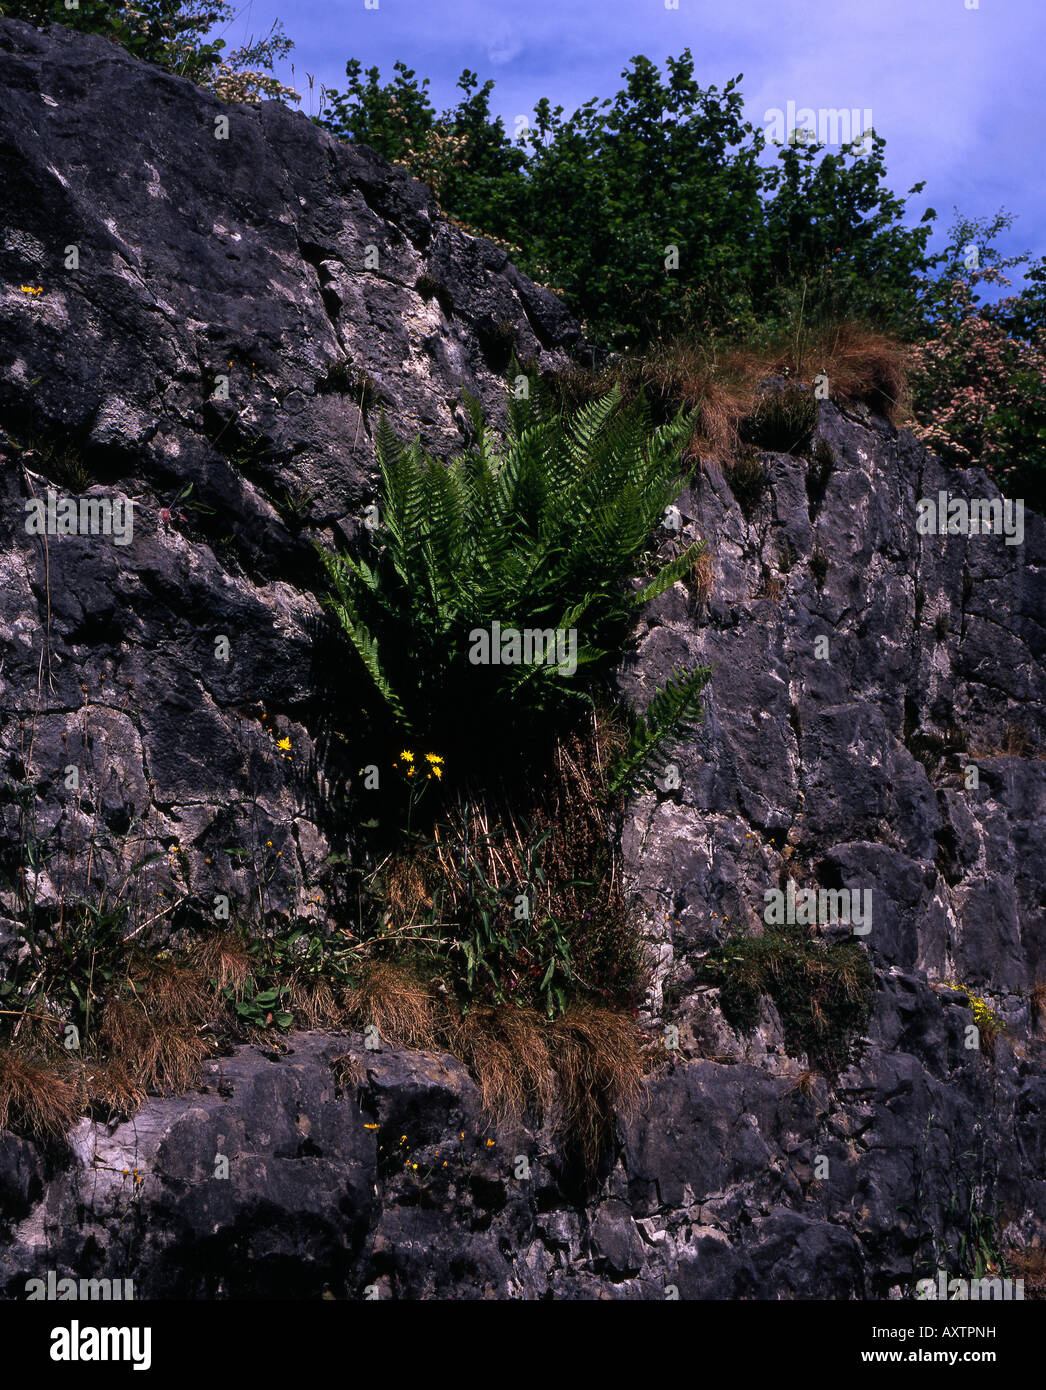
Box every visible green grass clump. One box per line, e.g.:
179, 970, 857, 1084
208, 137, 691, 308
705, 920, 874, 1073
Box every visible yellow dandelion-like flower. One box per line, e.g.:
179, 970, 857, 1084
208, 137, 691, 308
399, 750, 414, 763
432, 765, 442, 779
267, 840, 273, 847
406, 766, 415, 777
485, 1139, 495, 1148
363, 1123, 378, 1130
277, 736, 291, 751
411, 1162, 418, 1170
424, 753, 443, 765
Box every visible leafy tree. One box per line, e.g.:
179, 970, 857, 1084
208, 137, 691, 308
518, 57, 767, 346
319, 51, 938, 353
322, 61, 526, 232
757, 132, 938, 337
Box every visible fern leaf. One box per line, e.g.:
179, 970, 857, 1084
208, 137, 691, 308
608, 663, 712, 795
634, 541, 706, 605
317, 545, 410, 726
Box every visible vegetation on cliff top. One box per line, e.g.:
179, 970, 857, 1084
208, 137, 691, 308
5, 4, 1043, 500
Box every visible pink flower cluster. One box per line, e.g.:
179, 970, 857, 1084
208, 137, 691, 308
909, 266, 1046, 491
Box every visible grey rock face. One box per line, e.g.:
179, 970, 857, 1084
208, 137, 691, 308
0, 16, 577, 934
0, 18, 1043, 1299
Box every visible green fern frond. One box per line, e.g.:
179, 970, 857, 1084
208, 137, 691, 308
608, 663, 712, 795
317, 545, 410, 726
634, 540, 706, 605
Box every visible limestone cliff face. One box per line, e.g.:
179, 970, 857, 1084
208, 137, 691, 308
0, 18, 1043, 1299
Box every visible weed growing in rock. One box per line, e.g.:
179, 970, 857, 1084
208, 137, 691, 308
739, 384, 817, 454
942, 979, 1006, 1054
728, 447, 768, 519
704, 920, 873, 1073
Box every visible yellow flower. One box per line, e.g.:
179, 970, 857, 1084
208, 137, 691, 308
277, 736, 291, 751
432, 765, 442, 779
424, 753, 444, 765
363, 1123, 378, 1130
19, 285, 43, 295
399, 750, 414, 762
486, 1139, 495, 1148
406, 766, 415, 777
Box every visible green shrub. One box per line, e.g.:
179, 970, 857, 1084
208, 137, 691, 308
321, 52, 937, 351
908, 213, 1046, 511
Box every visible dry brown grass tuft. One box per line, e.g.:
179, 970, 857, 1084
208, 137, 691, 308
122, 951, 213, 1026
96, 997, 209, 1094
789, 1068, 820, 1098
330, 1052, 364, 1091
287, 976, 343, 1029
1032, 981, 1046, 1035
0, 1049, 81, 1137
82, 1058, 148, 1118
556, 320, 910, 467
345, 960, 438, 1048
441, 1002, 648, 1169
690, 550, 715, 605
549, 1006, 646, 1170
187, 931, 252, 999
445, 1005, 555, 1126
728, 322, 909, 425
384, 852, 438, 927
1007, 1247, 1046, 1299
758, 574, 786, 605
808, 322, 909, 422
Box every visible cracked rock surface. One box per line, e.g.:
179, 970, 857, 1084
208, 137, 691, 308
0, 18, 1044, 1299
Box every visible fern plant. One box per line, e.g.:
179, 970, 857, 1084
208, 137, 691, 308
608, 664, 710, 794
318, 374, 711, 789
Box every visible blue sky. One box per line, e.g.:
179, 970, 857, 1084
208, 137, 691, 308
217, 0, 1043, 294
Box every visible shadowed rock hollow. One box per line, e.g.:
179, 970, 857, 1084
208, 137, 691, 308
0, 17, 1044, 1299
